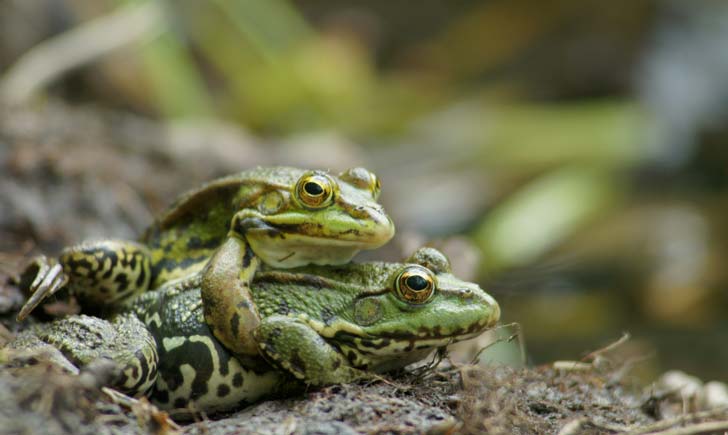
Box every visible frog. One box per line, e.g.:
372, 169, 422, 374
8, 247, 500, 416
16, 166, 395, 357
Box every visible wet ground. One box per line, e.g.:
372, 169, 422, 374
2, 101, 728, 434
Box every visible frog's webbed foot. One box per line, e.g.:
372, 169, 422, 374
16, 255, 69, 321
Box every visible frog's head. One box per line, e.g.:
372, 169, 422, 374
272, 248, 500, 371
232, 167, 395, 268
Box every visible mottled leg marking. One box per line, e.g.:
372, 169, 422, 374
201, 235, 261, 357
61, 240, 153, 306
8, 313, 159, 396
255, 315, 368, 386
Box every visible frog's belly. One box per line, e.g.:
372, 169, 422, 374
150, 332, 281, 413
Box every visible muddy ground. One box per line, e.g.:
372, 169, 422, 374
1, 101, 727, 434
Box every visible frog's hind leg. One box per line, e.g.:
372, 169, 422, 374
8, 313, 159, 396
17, 240, 153, 320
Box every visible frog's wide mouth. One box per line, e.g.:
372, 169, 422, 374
331, 319, 494, 356
236, 213, 395, 247
243, 220, 394, 249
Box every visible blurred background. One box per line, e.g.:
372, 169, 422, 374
1, 0, 727, 382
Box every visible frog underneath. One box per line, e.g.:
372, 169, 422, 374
9, 248, 500, 416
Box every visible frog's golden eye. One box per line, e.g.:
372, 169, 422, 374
394, 266, 436, 304
295, 172, 334, 209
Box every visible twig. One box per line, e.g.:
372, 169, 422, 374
0, 2, 164, 105
557, 418, 588, 435
582, 332, 631, 363
619, 407, 728, 435
470, 322, 522, 365
622, 419, 728, 435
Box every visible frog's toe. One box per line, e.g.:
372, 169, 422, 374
16, 256, 69, 321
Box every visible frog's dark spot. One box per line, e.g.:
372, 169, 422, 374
241, 244, 255, 269
263, 341, 278, 358
269, 327, 283, 339
146, 363, 157, 383
277, 300, 290, 315
217, 343, 232, 377
204, 296, 218, 310
217, 384, 231, 397
155, 389, 169, 404
174, 398, 188, 409
99, 286, 110, 294
116, 372, 129, 387
288, 351, 306, 375
186, 236, 221, 251
130, 364, 139, 380
359, 338, 376, 348
130, 351, 150, 390
152, 255, 207, 277
66, 257, 93, 271
102, 267, 114, 279
340, 228, 361, 236
321, 307, 336, 326
232, 373, 244, 387
114, 273, 129, 292
346, 350, 357, 361
273, 229, 286, 239
97, 248, 119, 269
271, 223, 302, 234
157, 338, 213, 400
331, 359, 341, 370
135, 265, 147, 288
230, 313, 241, 339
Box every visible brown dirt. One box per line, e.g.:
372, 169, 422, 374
2, 100, 728, 435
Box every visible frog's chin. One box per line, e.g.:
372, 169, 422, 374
247, 234, 376, 268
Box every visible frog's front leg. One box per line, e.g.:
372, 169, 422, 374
17, 240, 153, 320
254, 315, 368, 386
201, 235, 261, 357
9, 313, 159, 396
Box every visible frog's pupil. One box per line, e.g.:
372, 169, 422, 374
304, 182, 324, 196
406, 275, 428, 291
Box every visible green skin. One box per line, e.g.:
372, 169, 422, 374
17, 166, 395, 357
9, 248, 500, 416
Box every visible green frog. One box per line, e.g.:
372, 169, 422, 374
8, 248, 500, 416
17, 166, 395, 357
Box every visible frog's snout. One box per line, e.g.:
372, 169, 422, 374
353, 205, 395, 246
